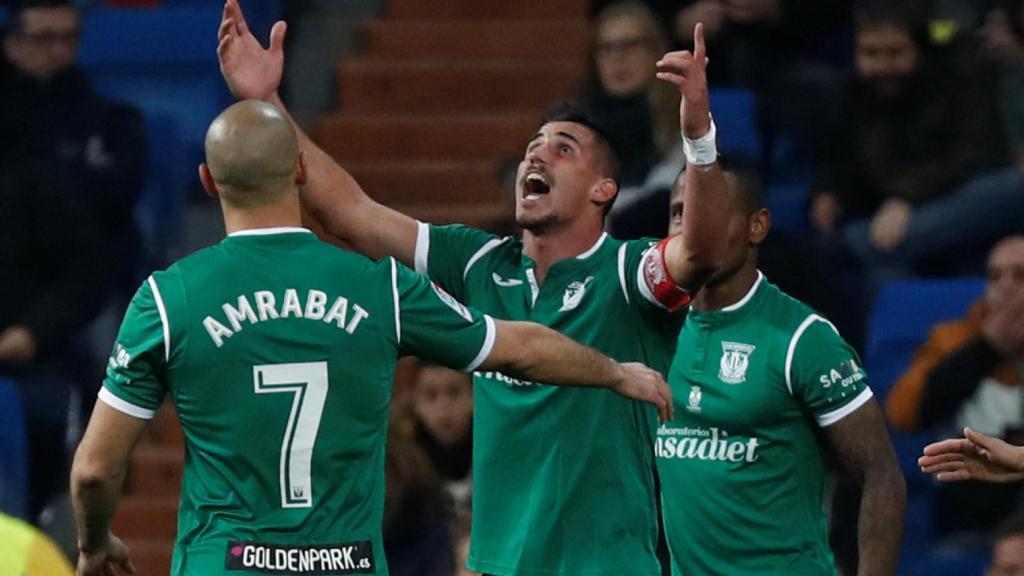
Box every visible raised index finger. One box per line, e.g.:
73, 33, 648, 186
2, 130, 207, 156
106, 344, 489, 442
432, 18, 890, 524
693, 22, 706, 60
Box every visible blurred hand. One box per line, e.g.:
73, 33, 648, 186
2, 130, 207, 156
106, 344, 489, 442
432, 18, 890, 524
217, 0, 287, 101
675, 2, 725, 42
0, 325, 37, 363
657, 23, 712, 139
76, 533, 135, 576
810, 193, 841, 233
722, 0, 781, 24
869, 198, 911, 251
919, 427, 1024, 483
983, 290, 1024, 357
613, 362, 674, 423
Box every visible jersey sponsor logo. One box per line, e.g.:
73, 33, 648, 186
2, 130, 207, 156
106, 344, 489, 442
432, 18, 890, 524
719, 342, 755, 384
107, 343, 131, 374
431, 283, 474, 323
203, 289, 369, 348
819, 358, 865, 389
492, 272, 524, 287
559, 276, 594, 312
225, 540, 374, 574
687, 385, 702, 412
475, 370, 543, 387
655, 425, 760, 463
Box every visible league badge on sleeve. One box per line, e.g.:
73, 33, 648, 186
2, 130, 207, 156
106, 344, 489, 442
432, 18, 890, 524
431, 283, 474, 323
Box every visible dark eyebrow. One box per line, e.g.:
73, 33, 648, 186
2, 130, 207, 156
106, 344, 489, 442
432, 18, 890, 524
555, 131, 582, 146
527, 132, 543, 145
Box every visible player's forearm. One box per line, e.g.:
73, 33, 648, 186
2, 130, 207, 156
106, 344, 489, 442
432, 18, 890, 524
855, 463, 906, 576
667, 163, 730, 292
71, 459, 127, 554
486, 321, 625, 390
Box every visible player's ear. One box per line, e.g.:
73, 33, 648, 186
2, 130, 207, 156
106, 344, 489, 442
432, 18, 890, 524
199, 163, 219, 198
749, 209, 771, 245
294, 150, 307, 187
592, 178, 618, 208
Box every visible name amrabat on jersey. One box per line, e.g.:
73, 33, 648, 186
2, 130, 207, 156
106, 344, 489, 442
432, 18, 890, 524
204, 289, 369, 347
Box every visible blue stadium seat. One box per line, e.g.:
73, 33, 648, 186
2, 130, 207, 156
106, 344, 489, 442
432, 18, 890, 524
709, 88, 760, 160
763, 183, 808, 233
866, 277, 985, 575
914, 549, 989, 576
136, 112, 188, 265
0, 378, 28, 520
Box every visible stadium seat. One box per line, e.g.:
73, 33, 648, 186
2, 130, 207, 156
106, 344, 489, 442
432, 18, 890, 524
0, 378, 28, 520
708, 88, 760, 160
763, 183, 808, 233
913, 548, 989, 576
865, 277, 985, 575
135, 112, 188, 267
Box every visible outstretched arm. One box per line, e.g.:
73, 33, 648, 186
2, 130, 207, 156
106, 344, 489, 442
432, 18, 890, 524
920, 427, 1024, 483
482, 320, 674, 422
655, 23, 730, 293
826, 400, 906, 576
71, 401, 148, 576
217, 0, 418, 264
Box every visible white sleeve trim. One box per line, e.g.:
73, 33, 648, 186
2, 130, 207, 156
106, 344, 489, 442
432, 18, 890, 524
636, 246, 665, 309
147, 276, 170, 361
784, 314, 825, 396
818, 387, 874, 427
617, 244, 631, 304
463, 237, 508, 281
98, 387, 156, 420
390, 258, 401, 343
462, 315, 496, 372
414, 221, 430, 275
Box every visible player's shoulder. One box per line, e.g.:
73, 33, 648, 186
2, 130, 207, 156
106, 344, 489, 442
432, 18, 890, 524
758, 277, 825, 328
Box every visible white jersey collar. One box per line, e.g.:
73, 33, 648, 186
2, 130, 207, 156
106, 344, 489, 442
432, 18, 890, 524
228, 227, 313, 238
575, 233, 608, 260
720, 271, 765, 312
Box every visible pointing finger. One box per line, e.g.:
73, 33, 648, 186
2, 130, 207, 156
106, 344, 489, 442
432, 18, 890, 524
694, 22, 706, 60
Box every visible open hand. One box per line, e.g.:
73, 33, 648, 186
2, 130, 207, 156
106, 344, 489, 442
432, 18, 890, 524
919, 427, 1024, 483
613, 362, 674, 423
217, 0, 287, 101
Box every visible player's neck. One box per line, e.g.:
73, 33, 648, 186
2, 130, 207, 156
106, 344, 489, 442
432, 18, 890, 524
693, 261, 760, 312
522, 222, 604, 284
222, 200, 303, 235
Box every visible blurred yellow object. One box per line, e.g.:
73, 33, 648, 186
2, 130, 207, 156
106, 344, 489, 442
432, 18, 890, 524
0, 513, 74, 576
930, 19, 959, 45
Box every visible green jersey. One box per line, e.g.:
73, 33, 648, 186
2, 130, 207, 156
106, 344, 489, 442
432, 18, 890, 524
656, 273, 872, 576
415, 223, 684, 576
101, 228, 497, 576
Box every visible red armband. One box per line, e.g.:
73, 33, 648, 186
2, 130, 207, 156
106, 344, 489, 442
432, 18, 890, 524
642, 237, 692, 312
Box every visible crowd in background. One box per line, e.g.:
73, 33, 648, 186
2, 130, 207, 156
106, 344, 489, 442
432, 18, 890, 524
2, 0, 1024, 574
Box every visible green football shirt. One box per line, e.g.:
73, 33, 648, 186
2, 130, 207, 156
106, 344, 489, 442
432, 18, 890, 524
415, 223, 684, 576
656, 272, 872, 576
100, 228, 496, 576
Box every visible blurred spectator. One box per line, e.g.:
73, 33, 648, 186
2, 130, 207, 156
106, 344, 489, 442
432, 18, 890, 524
410, 363, 473, 515
384, 410, 455, 576
452, 513, 477, 576
887, 235, 1024, 538
811, 0, 1024, 291
0, 0, 147, 292
991, 513, 1024, 576
981, 0, 1024, 167
0, 154, 106, 519
579, 1, 679, 189
0, 511, 74, 575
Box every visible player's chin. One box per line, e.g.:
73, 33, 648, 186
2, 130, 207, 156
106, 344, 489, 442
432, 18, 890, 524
516, 211, 558, 233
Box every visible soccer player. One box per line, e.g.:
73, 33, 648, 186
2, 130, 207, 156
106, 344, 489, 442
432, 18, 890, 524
656, 162, 906, 574
216, 3, 730, 574
69, 100, 674, 576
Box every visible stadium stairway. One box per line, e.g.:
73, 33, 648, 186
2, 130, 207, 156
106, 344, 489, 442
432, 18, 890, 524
115, 2, 590, 572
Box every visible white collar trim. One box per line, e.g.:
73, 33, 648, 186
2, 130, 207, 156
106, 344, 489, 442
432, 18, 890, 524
576, 233, 608, 260
720, 271, 765, 312
228, 227, 312, 238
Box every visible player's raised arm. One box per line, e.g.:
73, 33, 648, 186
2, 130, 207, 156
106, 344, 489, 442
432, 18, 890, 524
654, 23, 730, 293
483, 320, 674, 423
217, 0, 418, 264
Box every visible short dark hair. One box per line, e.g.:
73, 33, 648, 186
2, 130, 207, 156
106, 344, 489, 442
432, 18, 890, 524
7, 0, 75, 35
717, 153, 764, 215
853, 0, 929, 48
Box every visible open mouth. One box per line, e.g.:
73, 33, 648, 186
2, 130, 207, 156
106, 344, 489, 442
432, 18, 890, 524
523, 172, 551, 200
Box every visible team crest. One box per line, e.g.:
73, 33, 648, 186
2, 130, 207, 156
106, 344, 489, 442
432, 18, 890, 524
687, 385, 702, 412
559, 276, 594, 312
719, 342, 755, 384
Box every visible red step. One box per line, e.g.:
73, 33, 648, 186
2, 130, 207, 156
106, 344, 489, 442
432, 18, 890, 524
129, 446, 183, 497
112, 496, 179, 540
314, 113, 541, 161
363, 19, 590, 61
338, 59, 581, 114
389, 0, 587, 20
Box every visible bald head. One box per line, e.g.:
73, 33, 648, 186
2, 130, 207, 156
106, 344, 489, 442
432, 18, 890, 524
204, 100, 300, 207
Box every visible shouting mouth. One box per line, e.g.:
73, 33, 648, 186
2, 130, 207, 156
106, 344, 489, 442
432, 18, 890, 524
523, 171, 551, 201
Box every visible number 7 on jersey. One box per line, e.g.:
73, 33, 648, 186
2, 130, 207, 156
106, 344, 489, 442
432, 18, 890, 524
253, 362, 329, 508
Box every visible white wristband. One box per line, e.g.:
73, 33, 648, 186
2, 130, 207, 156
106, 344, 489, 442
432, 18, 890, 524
682, 116, 718, 166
